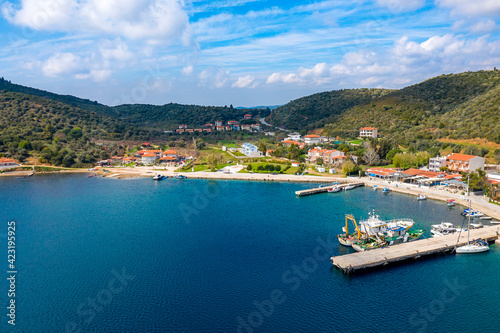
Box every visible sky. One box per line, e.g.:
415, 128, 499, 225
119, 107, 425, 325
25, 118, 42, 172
1, 0, 500, 107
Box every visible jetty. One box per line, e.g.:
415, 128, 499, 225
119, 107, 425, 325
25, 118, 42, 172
331, 225, 500, 273
295, 182, 364, 196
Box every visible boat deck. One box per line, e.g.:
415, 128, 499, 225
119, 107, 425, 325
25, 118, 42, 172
295, 182, 364, 196
330, 225, 500, 273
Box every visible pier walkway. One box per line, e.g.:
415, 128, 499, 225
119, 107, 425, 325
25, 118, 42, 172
295, 182, 364, 196
331, 225, 500, 273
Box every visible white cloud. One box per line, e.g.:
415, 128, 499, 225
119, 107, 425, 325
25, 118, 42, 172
2, 0, 190, 44
437, 0, 500, 16
199, 67, 229, 88
470, 20, 496, 33
376, 0, 425, 13
42, 52, 82, 77
181, 65, 194, 76
232, 75, 257, 88
99, 39, 134, 61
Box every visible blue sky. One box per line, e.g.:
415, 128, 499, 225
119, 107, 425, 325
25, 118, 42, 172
1, 0, 500, 107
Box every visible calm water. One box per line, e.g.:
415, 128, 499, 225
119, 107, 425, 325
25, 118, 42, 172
0, 174, 499, 332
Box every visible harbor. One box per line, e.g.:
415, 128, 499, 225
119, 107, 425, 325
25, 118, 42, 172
331, 225, 500, 273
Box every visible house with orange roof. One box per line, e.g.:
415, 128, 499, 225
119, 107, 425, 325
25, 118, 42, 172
366, 167, 398, 179
445, 153, 484, 172
282, 140, 300, 147
359, 127, 378, 138
141, 152, 159, 165
244, 114, 252, 120
304, 134, 321, 144
163, 150, 178, 161
0, 158, 19, 169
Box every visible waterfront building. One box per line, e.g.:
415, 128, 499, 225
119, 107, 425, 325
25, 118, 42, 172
142, 153, 158, 165
428, 156, 447, 172
446, 153, 485, 172
242, 143, 261, 157
0, 158, 19, 169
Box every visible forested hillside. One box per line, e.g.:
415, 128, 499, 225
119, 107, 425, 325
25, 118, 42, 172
266, 88, 390, 130
267, 70, 500, 144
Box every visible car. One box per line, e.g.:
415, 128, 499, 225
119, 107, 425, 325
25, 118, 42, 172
271, 172, 277, 175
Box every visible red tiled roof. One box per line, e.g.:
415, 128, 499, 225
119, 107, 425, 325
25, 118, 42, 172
402, 168, 423, 176
164, 150, 177, 154
304, 134, 320, 138
160, 156, 176, 161
0, 158, 16, 163
360, 127, 377, 130
143, 153, 157, 157
446, 153, 477, 161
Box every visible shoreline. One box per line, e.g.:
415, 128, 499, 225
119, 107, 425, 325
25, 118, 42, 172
2, 166, 499, 220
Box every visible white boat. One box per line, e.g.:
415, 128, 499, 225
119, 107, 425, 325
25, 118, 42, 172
328, 186, 341, 193
382, 187, 390, 193
373, 185, 377, 191
417, 194, 427, 200
469, 221, 483, 229
479, 216, 492, 220
456, 239, 489, 253
456, 200, 489, 254
153, 174, 167, 180
447, 199, 456, 207
344, 185, 355, 190
461, 209, 484, 217
431, 222, 463, 237
357, 210, 414, 235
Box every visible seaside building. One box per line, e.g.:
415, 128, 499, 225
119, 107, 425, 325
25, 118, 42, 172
142, 153, 158, 165
445, 153, 485, 172
0, 158, 19, 169
307, 148, 345, 164
163, 150, 178, 160
359, 127, 378, 138
242, 143, 262, 157
304, 134, 321, 144
428, 156, 447, 172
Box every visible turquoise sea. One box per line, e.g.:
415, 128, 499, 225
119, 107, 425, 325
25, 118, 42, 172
0, 174, 499, 332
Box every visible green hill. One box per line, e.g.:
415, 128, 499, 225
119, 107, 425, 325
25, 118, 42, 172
268, 70, 500, 144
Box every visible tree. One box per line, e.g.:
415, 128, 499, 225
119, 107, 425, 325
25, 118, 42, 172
393, 153, 418, 169
177, 140, 185, 148
462, 169, 488, 191
69, 127, 83, 139
386, 148, 402, 162
416, 151, 431, 166
246, 164, 252, 171
258, 141, 267, 156
363, 147, 380, 166
207, 154, 219, 170
316, 157, 324, 165
342, 160, 355, 176
195, 138, 205, 150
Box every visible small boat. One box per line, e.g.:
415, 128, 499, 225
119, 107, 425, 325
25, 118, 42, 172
456, 200, 489, 254
431, 222, 463, 237
461, 209, 484, 217
344, 185, 355, 190
88, 175, 93, 178
479, 216, 492, 220
175, 174, 187, 179
417, 194, 427, 200
153, 174, 167, 180
490, 220, 500, 224
447, 199, 456, 207
382, 187, 390, 193
456, 239, 489, 253
328, 186, 341, 193
469, 221, 483, 229
373, 185, 377, 191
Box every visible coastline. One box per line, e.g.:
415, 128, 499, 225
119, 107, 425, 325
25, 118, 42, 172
3, 166, 500, 220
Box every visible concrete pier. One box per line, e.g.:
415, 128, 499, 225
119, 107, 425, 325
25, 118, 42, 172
295, 182, 364, 196
331, 225, 500, 273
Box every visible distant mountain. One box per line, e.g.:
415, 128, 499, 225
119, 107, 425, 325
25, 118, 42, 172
267, 70, 500, 143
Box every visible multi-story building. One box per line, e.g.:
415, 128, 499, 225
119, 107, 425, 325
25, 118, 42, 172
359, 127, 378, 138
304, 134, 321, 144
428, 156, 447, 172
446, 154, 485, 172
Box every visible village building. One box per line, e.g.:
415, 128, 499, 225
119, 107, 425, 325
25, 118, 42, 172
304, 134, 321, 145
428, 156, 447, 172
179, 124, 188, 129
242, 143, 262, 157
0, 158, 19, 169
286, 133, 302, 142
141, 153, 158, 165
244, 114, 252, 120
359, 127, 378, 138
445, 153, 485, 172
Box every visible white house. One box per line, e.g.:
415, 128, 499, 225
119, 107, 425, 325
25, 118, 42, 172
242, 143, 261, 157
0, 158, 19, 169
304, 134, 321, 144
428, 156, 447, 172
142, 153, 158, 165
359, 127, 378, 138
445, 154, 485, 172
286, 133, 302, 142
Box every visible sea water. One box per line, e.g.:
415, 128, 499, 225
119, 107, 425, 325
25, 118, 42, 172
0, 174, 498, 332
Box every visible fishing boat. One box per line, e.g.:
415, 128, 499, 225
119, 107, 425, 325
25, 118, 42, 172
357, 210, 414, 235
352, 237, 387, 252
175, 174, 187, 179
382, 187, 390, 193
344, 185, 355, 190
456, 200, 489, 254
328, 186, 341, 193
417, 194, 427, 200
447, 199, 456, 207
382, 226, 425, 245
337, 214, 362, 247
153, 174, 167, 180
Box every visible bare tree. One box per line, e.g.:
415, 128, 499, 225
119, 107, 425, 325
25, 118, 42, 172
363, 147, 380, 166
